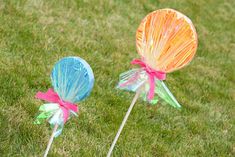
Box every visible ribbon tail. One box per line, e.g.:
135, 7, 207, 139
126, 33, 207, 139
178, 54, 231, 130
66, 104, 78, 117
61, 107, 69, 123
64, 103, 78, 113
147, 75, 155, 100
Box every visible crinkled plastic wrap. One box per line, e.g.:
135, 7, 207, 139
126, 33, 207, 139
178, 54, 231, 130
117, 68, 181, 108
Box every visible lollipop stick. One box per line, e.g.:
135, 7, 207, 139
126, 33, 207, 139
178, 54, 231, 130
107, 84, 144, 157
43, 123, 58, 157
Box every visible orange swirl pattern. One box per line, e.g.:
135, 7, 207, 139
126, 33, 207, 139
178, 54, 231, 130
136, 9, 198, 73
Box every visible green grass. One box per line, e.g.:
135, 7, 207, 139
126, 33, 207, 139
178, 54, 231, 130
0, 0, 234, 156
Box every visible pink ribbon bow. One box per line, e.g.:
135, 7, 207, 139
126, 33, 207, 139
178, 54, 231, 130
131, 59, 166, 100
35, 88, 78, 123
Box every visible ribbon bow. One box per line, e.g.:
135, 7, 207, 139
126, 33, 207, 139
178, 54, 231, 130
131, 59, 166, 100
35, 88, 78, 123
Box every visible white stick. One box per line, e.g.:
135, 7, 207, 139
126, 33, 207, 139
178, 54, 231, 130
43, 123, 58, 157
107, 85, 144, 157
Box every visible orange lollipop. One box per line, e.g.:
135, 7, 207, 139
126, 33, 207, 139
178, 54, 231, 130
108, 9, 198, 156
136, 8, 197, 72
116, 8, 198, 105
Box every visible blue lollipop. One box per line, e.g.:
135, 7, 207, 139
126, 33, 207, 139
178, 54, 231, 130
35, 57, 94, 157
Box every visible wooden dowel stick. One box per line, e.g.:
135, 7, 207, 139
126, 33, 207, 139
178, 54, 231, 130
43, 123, 58, 157
107, 85, 144, 157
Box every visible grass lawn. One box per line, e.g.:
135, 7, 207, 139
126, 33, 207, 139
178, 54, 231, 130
0, 0, 234, 156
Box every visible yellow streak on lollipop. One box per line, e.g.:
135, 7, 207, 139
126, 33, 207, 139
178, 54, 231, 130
136, 8, 198, 73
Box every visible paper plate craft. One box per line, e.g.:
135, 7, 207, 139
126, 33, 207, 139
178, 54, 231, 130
107, 8, 198, 156
35, 57, 94, 157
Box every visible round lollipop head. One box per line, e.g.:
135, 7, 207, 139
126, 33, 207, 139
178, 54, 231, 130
51, 57, 94, 103
136, 8, 198, 73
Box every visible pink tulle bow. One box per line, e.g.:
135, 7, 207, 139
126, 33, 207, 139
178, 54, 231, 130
35, 88, 78, 123
131, 59, 166, 100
